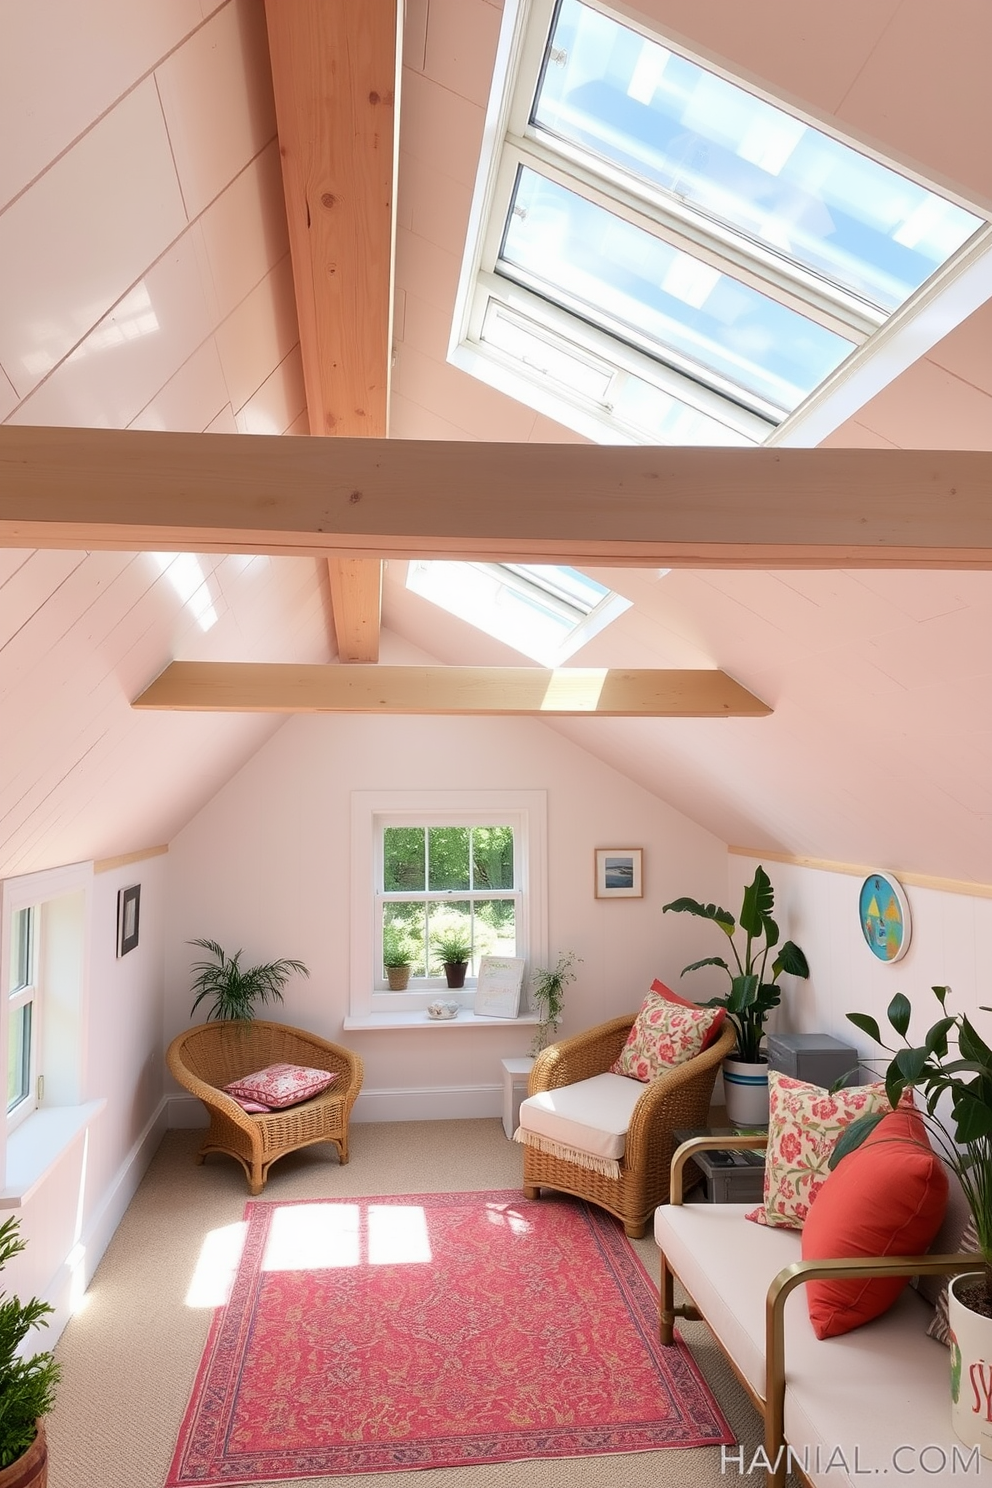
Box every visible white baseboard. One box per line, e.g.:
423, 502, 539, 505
167, 1085, 502, 1128
42, 1095, 171, 1345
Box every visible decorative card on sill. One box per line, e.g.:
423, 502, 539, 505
474, 956, 526, 1019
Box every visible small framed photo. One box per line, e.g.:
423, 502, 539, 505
595, 849, 643, 899
117, 884, 141, 957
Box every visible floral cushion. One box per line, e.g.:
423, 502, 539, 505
610, 995, 721, 1083
224, 1062, 338, 1110
226, 1093, 273, 1114
746, 1070, 905, 1229
648, 979, 727, 1049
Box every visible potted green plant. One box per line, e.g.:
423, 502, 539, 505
833, 987, 992, 1453
382, 925, 414, 991
0, 1214, 61, 1488
662, 865, 809, 1124
188, 939, 310, 1021
430, 927, 472, 989
530, 950, 581, 1055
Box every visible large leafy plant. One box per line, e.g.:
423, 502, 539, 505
188, 939, 310, 1022
662, 865, 810, 1063
834, 987, 992, 1304
0, 1215, 61, 1468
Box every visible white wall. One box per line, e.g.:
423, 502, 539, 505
5, 854, 167, 1341
165, 712, 729, 1119
727, 854, 992, 1070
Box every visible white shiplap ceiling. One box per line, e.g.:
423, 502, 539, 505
0, 0, 990, 884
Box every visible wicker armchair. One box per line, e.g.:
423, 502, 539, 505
166, 1019, 364, 1194
521, 1014, 736, 1237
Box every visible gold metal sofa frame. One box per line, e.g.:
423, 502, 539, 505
167, 1019, 364, 1194
522, 1015, 737, 1237
660, 1134, 981, 1488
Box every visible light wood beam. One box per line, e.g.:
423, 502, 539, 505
263, 0, 397, 660
2, 427, 992, 568
132, 663, 771, 717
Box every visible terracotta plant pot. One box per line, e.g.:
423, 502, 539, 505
0, 1420, 48, 1488
386, 965, 411, 990
444, 961, 468, 989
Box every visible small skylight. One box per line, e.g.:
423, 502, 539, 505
450, 0, 986, 445
406, 562, 630, 665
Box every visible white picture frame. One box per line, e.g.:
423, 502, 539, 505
474, 955, 525, 1018
594, 848, 643, 898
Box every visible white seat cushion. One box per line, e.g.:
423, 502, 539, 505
517, 1072, 643, 1160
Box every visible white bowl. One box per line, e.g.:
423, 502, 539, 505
427, 1002, 460, 1020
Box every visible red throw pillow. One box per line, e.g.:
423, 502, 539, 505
649, 978, 726, 1048
801, 1107, 948, 1339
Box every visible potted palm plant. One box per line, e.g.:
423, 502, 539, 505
430, 927, 472, 989
0, 1215, 61, 1488
833, 987, 992, 1453
530, 950, 581, 1055
188, 939, 310, 1021
662, 865, 810, 1124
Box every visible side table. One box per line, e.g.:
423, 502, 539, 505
672, 1126, 766, 1204
501, 1056, 534, 1139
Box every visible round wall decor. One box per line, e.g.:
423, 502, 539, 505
858, 872, 911, 963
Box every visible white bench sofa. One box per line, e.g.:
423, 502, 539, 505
654, 1135, 981, 1488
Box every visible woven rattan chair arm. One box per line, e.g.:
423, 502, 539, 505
529, 1014, 636, 1093
166, 1033, 258, 1133
625, 1023, 737, 1162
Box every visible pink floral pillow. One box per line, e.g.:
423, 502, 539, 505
226, 1093, 272, 1114
747, 1070, 907, 1230
610, 996, 721, 1082
224, 1062, 338, 1110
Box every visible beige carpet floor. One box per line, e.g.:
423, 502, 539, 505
48, 1119, 783, 1488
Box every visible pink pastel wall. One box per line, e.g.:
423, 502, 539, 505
164, 710, 729, 1119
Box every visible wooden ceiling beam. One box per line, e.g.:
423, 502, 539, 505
263, 0, 398, 661
132, 663, 771, 717
2, 427, 992, 568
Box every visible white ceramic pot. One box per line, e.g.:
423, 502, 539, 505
722, 1056, 769, 1128
949, 1272, 992, 1458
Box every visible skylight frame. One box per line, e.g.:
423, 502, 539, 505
450, 0, 989, 447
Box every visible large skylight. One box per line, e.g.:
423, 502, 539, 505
450, 0, 985, 446
406, 562, 630, 665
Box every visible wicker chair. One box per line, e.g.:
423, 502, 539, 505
521, 1014, 736, 1237
166, 1019, 364, 1194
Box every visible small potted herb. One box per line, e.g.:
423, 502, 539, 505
431, 927, 472, 988
382, 925, 415, 990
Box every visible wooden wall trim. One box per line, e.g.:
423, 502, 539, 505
728, 845, 992, 900
93, 845, 169, 875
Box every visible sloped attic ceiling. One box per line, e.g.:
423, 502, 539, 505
0, 0, 990, 886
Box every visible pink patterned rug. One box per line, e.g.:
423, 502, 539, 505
166, 1190, 732, 1483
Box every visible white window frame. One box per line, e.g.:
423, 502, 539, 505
5, 904, 39, 1131
450, 0, 992, 448
349, 791, 548, 1022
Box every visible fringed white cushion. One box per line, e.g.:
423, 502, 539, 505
513, 1129, 622, 1179
515, 1071, 644, 1173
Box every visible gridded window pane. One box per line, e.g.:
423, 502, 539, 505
475, 900, 517, 957
472, 826, 514, 889
7, 1003, 31, 1113
534, 0, 981, 311
428, 828, 471, 891
383, 828, 425, 891
427, 903, 473, 970
502, 168, 854, 413
383, 905, 427, 977
7, 908, 33, 993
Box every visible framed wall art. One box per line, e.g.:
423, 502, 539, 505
117, 883, 141, 957
594, 848, 643, 899
858, 872, 911, 963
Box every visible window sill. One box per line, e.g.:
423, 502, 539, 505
343, 1012, 541, 1032
2, 1099, 107, 1208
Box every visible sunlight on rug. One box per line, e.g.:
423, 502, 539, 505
165, 1189, 732, 1483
